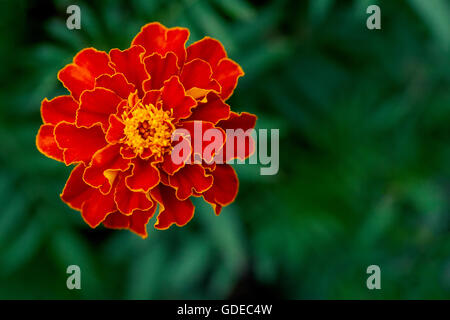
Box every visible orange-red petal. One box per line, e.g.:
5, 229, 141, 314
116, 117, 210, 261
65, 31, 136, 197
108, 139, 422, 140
102, 206, 156, 238
81, 187, 117, 228
143, 52, 179, 91
186, 37, 227, 70
36, 124, 64, 162
185, 37, 242, 100
120, 145, 137, 159
114, 173, 154, 215
41, 96, 78, 125
125, 157, 160, 193
102, 211, 129, 229
168, 164, 213, 200
203, 164, 238, 215
150, 184, 194, 229
54, 122, 107, 165
217, 111, 257, 131
178, 121, 225, 163
58, 48, 114, 100
132, 22, 189, 67
161, 76, 196, 121
213, 58, 244, 100
95, 73, 135, 99
216, 111, 257, 162
141, 89, 160, 107
105, 114, 125, 144
128, 207, 157, 238
159, 169, 170, 186
77, 88, 122, 131
60, 164, 116, 227
161, 139, 191, 175
109, 45, 149, 97
180, 59, 221, 92
60, 163, 92, 210
187, 91, 230, 124
83, 144, 130, 194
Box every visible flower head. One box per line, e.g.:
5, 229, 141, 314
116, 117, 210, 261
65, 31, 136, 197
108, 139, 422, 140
36, 22, 257, 238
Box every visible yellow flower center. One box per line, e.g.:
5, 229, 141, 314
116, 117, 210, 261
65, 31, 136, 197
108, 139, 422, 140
121, 96, 174, 158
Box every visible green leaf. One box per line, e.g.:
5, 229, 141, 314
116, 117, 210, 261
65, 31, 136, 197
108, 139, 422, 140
408, 0, 450, 50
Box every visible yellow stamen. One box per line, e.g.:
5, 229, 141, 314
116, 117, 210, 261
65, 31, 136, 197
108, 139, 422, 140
121, 95, 174, 158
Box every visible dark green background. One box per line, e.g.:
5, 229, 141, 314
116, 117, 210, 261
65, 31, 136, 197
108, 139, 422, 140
0, 0, 449, 299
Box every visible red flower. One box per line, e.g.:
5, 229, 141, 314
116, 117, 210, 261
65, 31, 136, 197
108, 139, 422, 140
36, 22, 257, 238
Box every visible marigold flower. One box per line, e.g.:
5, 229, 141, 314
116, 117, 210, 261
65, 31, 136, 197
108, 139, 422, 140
36, 22, 257, 238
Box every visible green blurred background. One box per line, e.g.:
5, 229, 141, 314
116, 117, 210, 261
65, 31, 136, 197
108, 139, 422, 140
0, 0, 449, 299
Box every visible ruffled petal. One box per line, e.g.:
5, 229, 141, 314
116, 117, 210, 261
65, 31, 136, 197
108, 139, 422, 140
160, 76, 196, 121
159, 170, 170, 186
168, 164, 213, 200
141, 90, 160, 107
109, 45, 149, 96
102, 206, 157, 238
81, 187, 117, 228
143, 52, 179, 91
213, 58, 244, 100
77, 88, 122, 132
95, 73, 135, 99
150, 184, 194, 229
203, 164, 238, 215
102, 211, 129, 229
125, 157, 160, 192
215, 111, 257, 162
120, 145, 137, 159
54, 122, 107, 165
186, 91, 230, 124
60, 163, 92, 210
161, 138, 191, 175
41, 96, 78, 125
217, 111, 257, 131
114, 173, 154, 215
186, 37, 226, 69
83, 144, 131, 194
105, 114, 125, 144
203, 162, 216, 173
129, 207, 157, 238
58, 48, 114, 100
131, 22, 189, 67
185, 38, 242, 100
62, 167, 117, 228
177, 121, 226, 163
36, 124, 64, 162
180, 59, 221, 93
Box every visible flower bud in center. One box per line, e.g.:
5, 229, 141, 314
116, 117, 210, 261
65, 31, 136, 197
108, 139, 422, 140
122, 97, 174, 158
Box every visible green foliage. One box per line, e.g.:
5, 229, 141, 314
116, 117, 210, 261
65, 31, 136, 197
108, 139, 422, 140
0, 0, 449, 299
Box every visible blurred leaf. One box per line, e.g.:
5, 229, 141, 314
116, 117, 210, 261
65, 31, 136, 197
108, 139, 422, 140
309, 0, 334, 25
212, 0, 255, 21
0, 216, 43, 276
408, 0, 450, 50
125, 243, 167, 299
